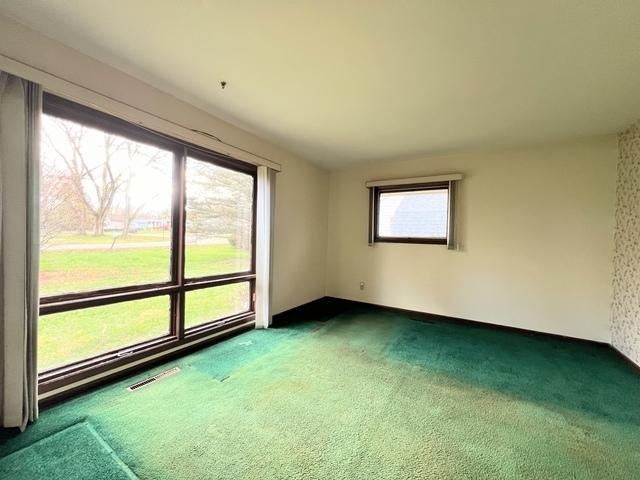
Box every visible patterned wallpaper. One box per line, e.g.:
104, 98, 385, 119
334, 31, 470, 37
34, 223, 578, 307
611, 120, 640, 366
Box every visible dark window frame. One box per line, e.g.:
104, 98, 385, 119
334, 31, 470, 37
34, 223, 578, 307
38, 93, 257, 394
370, 182, 449, 245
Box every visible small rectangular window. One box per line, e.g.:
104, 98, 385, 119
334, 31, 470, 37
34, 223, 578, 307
372, 183, 450, 244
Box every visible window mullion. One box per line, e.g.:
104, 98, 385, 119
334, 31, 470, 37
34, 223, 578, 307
171, 147, 187, 339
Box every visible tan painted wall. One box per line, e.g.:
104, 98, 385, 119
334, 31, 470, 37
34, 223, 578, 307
0, 15, 329, 314
0, 15, 622, 340
327, 138, 618, 341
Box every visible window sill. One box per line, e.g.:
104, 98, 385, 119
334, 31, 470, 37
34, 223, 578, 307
38, 312, 255, 399
373, 237, 448, 245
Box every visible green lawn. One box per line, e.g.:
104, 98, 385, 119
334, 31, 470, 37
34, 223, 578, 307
40, 244, 250, 296
50, 230, 169, 245
38, 242, 251, 371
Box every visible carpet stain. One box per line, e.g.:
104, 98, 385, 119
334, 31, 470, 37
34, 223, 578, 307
1, 307, 639, 479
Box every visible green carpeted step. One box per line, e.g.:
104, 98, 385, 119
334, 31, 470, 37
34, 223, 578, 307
0, 422, 137, 480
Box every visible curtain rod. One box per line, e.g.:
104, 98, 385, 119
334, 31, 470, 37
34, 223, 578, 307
0, 53, 282, 172
365, 173, 462, 188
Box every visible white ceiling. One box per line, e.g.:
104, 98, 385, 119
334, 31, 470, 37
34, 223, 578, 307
2, 1, 640, 168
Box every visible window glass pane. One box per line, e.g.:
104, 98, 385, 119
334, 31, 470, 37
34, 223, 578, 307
185, 282, 251, 329
185, 158, 253, 278
40, 114, 173, 297
38, 296, 170, 372
378, 189, 448, 238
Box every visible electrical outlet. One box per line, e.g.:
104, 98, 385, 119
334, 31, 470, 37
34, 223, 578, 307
359, 281, 365, 291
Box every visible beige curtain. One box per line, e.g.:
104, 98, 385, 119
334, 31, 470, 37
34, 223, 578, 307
255, 166, 276, 328
0, 71, 41, 430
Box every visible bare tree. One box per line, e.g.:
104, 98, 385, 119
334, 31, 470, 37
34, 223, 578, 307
44, 119, 127, 236
120, 143, 165, 239
39, 164, 76, 249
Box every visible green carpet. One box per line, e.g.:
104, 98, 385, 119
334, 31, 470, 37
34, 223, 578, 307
0, 422, 137, 479
1, 306, 639, 479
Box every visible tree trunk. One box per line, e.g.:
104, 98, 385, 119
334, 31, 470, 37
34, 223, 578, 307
122, 178, 132, 239
94, 215, 105, 236
122, 206, 131, 239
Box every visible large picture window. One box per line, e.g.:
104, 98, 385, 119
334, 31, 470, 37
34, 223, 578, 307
38, 94, 256, 392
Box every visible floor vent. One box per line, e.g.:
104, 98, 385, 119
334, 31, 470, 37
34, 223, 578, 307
127, 367, 180, 391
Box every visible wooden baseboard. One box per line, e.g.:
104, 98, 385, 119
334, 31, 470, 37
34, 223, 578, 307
271, 297, 354, 326
274, 296, 607, 347
275, 296, 640, 375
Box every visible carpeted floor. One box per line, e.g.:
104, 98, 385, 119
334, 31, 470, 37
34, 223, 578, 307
1, 306, 640, 479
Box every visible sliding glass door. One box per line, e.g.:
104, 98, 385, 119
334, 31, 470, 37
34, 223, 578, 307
38, 93, 256, 390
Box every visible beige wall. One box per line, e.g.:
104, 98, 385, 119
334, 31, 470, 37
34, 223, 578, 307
272, 162, 328, 313
0, 15, 623, 340
327, 138, 618, 341
0, 15, 329, 315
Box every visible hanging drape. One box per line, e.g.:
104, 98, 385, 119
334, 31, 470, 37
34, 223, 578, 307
0, 71, 41, 430
255, 165, 276, 328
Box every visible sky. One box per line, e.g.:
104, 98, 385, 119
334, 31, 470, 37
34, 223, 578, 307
41, 113, 173, 218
